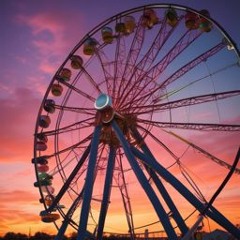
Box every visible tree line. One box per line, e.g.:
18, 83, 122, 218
0, 232, 137, 240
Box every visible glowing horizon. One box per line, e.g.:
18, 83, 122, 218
0, 0, 240, 238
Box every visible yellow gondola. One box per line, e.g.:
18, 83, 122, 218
102, 27, 113, 43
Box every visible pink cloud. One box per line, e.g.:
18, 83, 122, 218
0, 190, 37, 204
0, 88, 39, 162
16, 11, 85, 75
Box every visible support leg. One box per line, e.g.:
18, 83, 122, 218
77, 125, 102, 240
112, 120, 178, 240
97, 146, 116, 239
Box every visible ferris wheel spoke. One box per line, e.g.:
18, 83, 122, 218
54, 105, 95, 115
126, 42, 226, 108
130, 15, 184, 77
39, 117, 94, 137
112, 36, 127, 101
138, 118, 240, 132
48, 134, 92, 159
117, 17, 145, 97
127, 90, 240, 115
81, 67, 102, 94
156, 42, 226, 90
95, 48, 113, 95
43, 145, 91, 214
136, 124, 179, 161
118, 29, 202, 108
117, 15, 174, 108
177, 162, 206, 202
58, 78, 96, 102
163, 130, 240, 175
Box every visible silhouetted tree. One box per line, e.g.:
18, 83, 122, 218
30, 232, 53, 240
3, 232, 28, 240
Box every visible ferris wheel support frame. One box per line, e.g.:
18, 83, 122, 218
70, 116, 240, 239
128, 126, 240, 239
77, 125, 102, 240
112, 120, 179, 240
33, 3, 240, 239
96, 146, 116, 239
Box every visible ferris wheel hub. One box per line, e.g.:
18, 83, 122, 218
94, 93, 112, 110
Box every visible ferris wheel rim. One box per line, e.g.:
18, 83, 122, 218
33, 3, 240, 239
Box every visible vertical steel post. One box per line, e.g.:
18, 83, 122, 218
97, 146, 116, 239
77, 125, 102, 240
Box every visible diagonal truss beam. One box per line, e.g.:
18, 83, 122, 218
129, 129, 240, 239
112, 120, 179, 240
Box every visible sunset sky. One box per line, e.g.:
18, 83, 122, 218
1, 0, 240, 237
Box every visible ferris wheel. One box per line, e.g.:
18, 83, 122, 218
32, 4, 240, 240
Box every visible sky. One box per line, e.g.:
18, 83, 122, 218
0, 0, 240, 237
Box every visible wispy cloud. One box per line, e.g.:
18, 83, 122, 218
0, 88, 39, 162
0, 189, 40, 234
16, 10, 85, 75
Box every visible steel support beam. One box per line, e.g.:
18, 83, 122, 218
131, 146, 240, 238
130, 127, 188, 235
112, 120, 178, 240
77, 125, 102, 240
97, 146, 116, 239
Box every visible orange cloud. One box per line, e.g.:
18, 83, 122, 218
0, 189, 39, 236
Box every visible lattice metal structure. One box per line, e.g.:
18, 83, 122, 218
32, 4, 240, 240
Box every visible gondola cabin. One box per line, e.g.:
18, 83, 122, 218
124, 16, 136, 34
142, 9, 159, 29
36, 140, 47, 151
101, 27, 113, 43
115, 22, 126, 34
71, 56, 83, 69
32, 156, 48, 165
83, 38, 97, 55
39, 115, 51, 128
51, 83, 63, 97
37, 164, 49, 173
59, 68, 72, 81
199, 9, 212, 32
34, 179, 52, 187
44, 99, 55, 113
165, 9, 178, 27
36, 134, 48, 151
41, 213, 60, 223
185, 11, 199, 30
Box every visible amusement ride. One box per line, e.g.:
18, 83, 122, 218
32, 4, 240, 239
